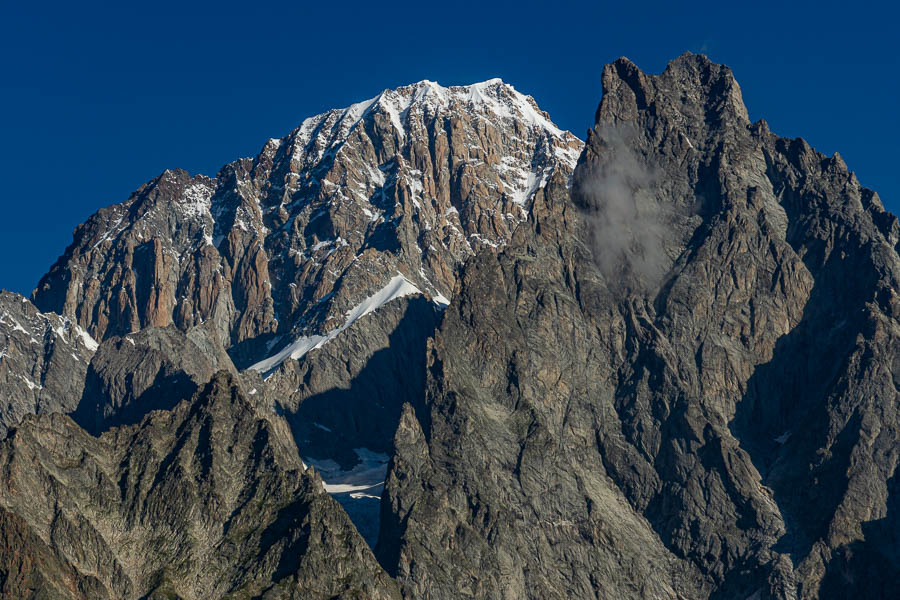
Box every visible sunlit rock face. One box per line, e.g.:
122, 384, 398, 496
32, 79, 582, 370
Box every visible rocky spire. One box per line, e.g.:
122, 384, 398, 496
380, 53, 900, 599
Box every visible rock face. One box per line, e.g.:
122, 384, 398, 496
379, 171, 706, 600
1, 56, 897, 599
71, 323, 236, 434
25, 78, 582, 553
379, 54, 900, 599
0, 371, 399, 599
0, 291, 98, 438
32, 79, 581, 371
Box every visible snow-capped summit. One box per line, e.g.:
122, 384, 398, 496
29, 80, 584, 542
34, 79, 583, 367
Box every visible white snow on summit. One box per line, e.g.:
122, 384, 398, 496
285, 78, 582, 212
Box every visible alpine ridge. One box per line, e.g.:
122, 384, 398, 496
0, 54, 897, 599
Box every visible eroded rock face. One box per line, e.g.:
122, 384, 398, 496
0, 291, 98, 438
0, 372, 400, 600
380, 54, 900, 599
2, 56, 898, 600
25, 80, 583, 552
71, 323, 236, 434
32, 80, 582, 373
379, 173, 706, 600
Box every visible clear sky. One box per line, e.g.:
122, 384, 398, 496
2, 1, 897, 295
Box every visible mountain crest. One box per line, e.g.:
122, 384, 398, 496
3, 54, 896, 599
34, 77, 583, 371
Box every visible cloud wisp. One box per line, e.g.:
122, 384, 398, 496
577, 125, 668, 293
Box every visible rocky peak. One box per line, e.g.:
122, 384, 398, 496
0, 369, 400, 599
71, 323, 237, 435
33, 79, 582, 371
379, 53, 900, 599
599, 52, 749, 131
4, 52, 895, 599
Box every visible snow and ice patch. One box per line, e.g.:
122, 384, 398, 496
91, 216, 125, 250
179, 183, 213, 218
292, 77, 580, 171
304, 448, 388, 548
249, 273, 422, 372
51, 323, 69, 342
378, 92, 407, 139
335, 95, 381, 135
469, 232, 500, 248
341, 273, 419, 327
417, 268, 451, 308
774, 431, 792, 445
555, 142, 583, 169
0, 312, 28, 335
177, 183, 217, 247
432, 292, 451, 308
75, 326, 99, 352
511, 169, 540, 206
18, 374, 42, 391
310, 239, 334, 252
303, 448, 388, 495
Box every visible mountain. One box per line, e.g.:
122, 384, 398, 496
0, 372, 399, 599
379, 54, 900, 599
0, 55, 897, 599
32, 79, 581, 364
24, 78, 582, 548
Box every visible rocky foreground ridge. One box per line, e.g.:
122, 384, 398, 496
1, 54, 897, 599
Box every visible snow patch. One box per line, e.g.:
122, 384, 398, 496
432, 292, 451, 308
75, 326, 99, 352
304, 448, 388, 495
0, 312, 28, 335
774, 431, 792, 445
179, 183, 213, 219
249, 273, 422, 372
18, 374, 42, 391
91, 216, 125, 250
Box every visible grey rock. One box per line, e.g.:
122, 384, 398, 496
32, 80, 582, 371
27, 79, 582, 550
5, 56, 898, 600
379, 172, 705, 599
260, 294, 441, 548
71, 323, 236, 434
0, 371, 400, 599
0, 291, 97, 438
379, 53, 900, 599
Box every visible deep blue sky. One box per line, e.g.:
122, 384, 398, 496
2, 1, 897, 295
